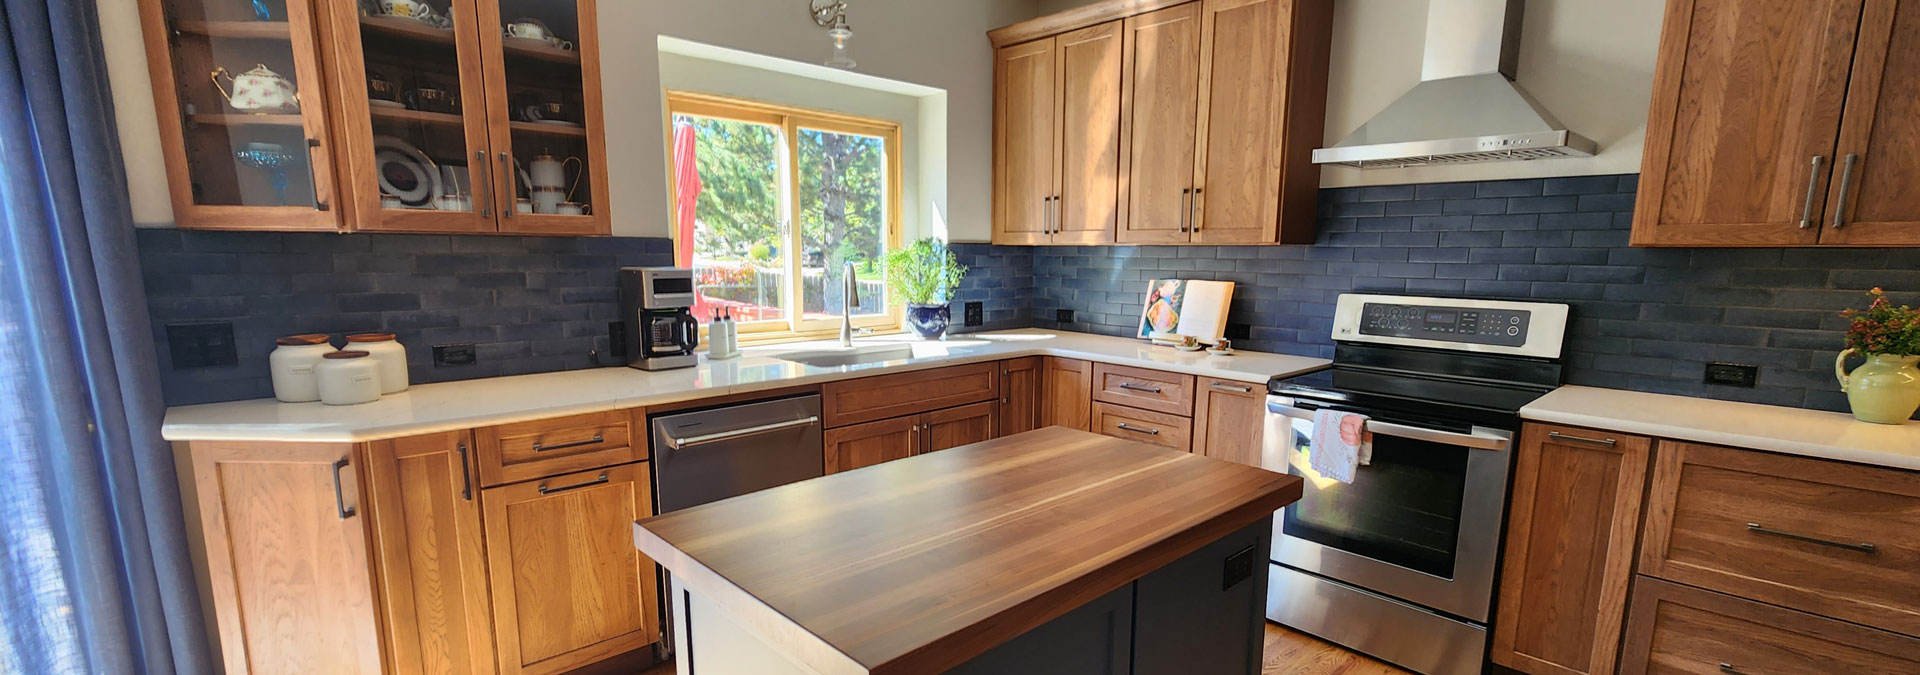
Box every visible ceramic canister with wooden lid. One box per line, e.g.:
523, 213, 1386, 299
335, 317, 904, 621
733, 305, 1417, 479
346, 332, 409, 394
316, 351, 382, 406
269, 334, 334, 403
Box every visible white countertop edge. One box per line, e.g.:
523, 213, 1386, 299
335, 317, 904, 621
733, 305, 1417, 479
162, 330, 1330, 444
1520, 385, 1920, 472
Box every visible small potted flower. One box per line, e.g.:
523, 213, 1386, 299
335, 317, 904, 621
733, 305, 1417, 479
882, 238, 968, 339
1836, 288, 1920, 424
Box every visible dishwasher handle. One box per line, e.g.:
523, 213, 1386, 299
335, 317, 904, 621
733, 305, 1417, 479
665, 416, 821, 450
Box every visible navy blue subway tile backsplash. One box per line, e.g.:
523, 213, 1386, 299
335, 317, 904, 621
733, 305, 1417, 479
140, 174, 1918, 413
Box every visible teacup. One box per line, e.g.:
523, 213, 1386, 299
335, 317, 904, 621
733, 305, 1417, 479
504, 19, 550, 41
515, 198, 533, 214
433, 194, 471, 212
556, 201, 590, 216
548, 37, 573, 51
404, 87, 458, 114
380, 0, 435, 22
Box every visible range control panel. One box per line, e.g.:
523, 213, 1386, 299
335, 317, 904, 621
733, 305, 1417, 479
1360, 302, 1531, 347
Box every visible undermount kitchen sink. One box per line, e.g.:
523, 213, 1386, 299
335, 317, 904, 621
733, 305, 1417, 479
770, 341, 976, 368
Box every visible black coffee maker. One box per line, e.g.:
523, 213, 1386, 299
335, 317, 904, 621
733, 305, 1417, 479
618, 267, 698, 370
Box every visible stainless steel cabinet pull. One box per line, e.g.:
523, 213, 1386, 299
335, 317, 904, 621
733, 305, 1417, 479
533, 434, 603, 452
1210, 382, 1252, 393
331, 457, 356, 519
499, 153, 516, 218
1115, 422, 1160, 436
1117, 382, 1163, 394
667, 416, 820, 449
473, 150, 492, 219
1547, 431, 1617, 447
1746, 522, 1876, 554
306, 138, 330, 211
1179, 188, 1192, 232
1267, 401, 1513, 451
1719, 664, 1744, 675
1041, 196, 1053, 234
457, 441, 472, 501
1189, 187, 1202, 232
538, 473, 610, 495
1051, 195, 1062, 234
1832, 153, 1858, 228
1799, 155, 1825, 229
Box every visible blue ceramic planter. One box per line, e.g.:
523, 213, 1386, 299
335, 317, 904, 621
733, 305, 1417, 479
906, 304, 950, 339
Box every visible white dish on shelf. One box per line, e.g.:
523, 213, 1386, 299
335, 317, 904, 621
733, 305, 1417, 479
503, 36, 559, 51
373, 135, 441, 207
368, 99, 406, 109
530, 119, 583, 128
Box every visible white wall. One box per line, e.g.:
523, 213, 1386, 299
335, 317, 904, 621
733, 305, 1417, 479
98, 0, 1036, 241
1031, 0, 1665, 187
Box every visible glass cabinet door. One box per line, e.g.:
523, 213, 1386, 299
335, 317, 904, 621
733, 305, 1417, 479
473, 0, 609, 235
141, 0, 340, 230
331, 0, 499, 233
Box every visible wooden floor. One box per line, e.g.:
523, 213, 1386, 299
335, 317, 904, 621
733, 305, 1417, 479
631, 621, 1410, 674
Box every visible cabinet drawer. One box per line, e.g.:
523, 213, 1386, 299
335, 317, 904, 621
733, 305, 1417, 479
1092, 364, 1194, 416
1639, 441, 1920, 636
1093, 402, 1192, 453
475, 410, 642, 487
822, 363, 998, 428
1620, 577, 1920, 675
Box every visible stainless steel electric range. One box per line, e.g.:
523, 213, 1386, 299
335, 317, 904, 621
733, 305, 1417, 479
1262, 293, 1571, 675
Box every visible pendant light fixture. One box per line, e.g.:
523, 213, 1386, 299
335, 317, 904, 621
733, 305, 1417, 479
809, 0, 856, 69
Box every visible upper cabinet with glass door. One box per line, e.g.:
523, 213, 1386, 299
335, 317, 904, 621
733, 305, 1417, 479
322, 0, 609, 235
138, 0, 341, 230
471, 0, 611, 236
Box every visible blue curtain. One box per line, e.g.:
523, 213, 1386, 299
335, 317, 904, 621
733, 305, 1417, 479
0, 0, 212, 672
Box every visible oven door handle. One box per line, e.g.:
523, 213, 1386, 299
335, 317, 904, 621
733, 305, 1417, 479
1266, 401, 1513, 452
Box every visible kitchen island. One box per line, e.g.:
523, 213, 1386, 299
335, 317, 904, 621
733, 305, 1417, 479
632, 427, 1304, 675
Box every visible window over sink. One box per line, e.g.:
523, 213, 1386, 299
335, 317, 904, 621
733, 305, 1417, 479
666, 91, 903, 341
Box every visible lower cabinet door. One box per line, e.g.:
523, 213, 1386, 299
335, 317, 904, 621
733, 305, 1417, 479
185, 441, 384, 674
1190, 378, 1263, 466
482, 463, 659, 675
925, 402, 999, 453
364, 431, 497, 675
824, 415, 919, 473
1620, 577, 1920, 675
1041, 357, 1094, 431
999, 356, 1044, 437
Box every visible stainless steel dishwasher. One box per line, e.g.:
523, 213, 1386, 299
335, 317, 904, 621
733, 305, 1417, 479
649, 394, 824, 514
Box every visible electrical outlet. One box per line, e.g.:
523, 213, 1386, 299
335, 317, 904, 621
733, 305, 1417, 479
1225, 323, 1252, 340
166, 322, 237, 369
1222, 544, 1256, 591
1704, 362, 1758, 388
1056, 309, 1075, 324
963, 302, 984, 327
433, 343, 477, 367
608, 321, 627, 358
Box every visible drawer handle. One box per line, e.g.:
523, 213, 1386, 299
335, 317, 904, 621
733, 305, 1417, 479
1547, 431, 1616, 447
533, 434, 604, 452
1746, 523, 1877, 554
457, 441, 472, 501
1117, 382, 1163, 394
1115, 422, 1160, 436
538, 472, 610, 495
1719, 664, 1744, 675
1210, 382, 1252, 393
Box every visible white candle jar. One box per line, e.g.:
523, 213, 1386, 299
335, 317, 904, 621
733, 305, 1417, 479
316, 351, 382, 406
269, 334, 334, 403
346, 332, 409, 394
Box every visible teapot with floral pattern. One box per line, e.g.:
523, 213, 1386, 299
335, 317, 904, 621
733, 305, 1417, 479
210, 64, 298, 113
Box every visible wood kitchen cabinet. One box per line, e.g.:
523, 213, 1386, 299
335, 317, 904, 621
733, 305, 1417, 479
1191, 378, 1263, 466
363, 431, 497, 675
481, 462, 659, 674
138, 0, 610, 234
826, 403, 998, 473
1634, 0, 1920, 246
992, 20, 1123, 245
925, 402, 999, 453
179, 441, 384, 674
1619, 577, 1920, 675
998, 356, 1045, 437
1041, 357, 1094, 431
991, 0, 1330, 246
1491, 424, 1653, 675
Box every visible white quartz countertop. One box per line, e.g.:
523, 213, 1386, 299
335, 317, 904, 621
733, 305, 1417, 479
1521, 385, 1920, 472
163, 330, 1328, 444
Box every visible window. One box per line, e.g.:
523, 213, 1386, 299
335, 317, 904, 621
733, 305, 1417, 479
667, 92, 903, 340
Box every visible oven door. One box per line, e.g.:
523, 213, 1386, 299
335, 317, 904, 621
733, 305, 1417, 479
1262, 394, 1513, 623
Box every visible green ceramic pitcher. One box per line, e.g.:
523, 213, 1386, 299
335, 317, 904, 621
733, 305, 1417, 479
1835, 349, 1920, 424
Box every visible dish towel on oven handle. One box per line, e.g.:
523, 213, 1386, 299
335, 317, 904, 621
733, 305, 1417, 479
1309, 408, 1373, 483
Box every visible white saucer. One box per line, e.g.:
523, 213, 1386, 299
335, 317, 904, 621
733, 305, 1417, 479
369, 99, 406, 109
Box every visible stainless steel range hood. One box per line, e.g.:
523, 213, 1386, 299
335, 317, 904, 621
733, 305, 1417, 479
1312, 0, 1597, 169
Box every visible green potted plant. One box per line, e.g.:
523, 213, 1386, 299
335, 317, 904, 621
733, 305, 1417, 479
1836, 287, 1920, 424
882, 238, 968, 339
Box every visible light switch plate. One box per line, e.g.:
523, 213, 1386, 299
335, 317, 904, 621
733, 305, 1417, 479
964, 302, 984, 327
166, 322, 237, 369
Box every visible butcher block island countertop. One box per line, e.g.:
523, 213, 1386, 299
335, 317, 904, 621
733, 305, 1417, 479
632, 427, 1305, 675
